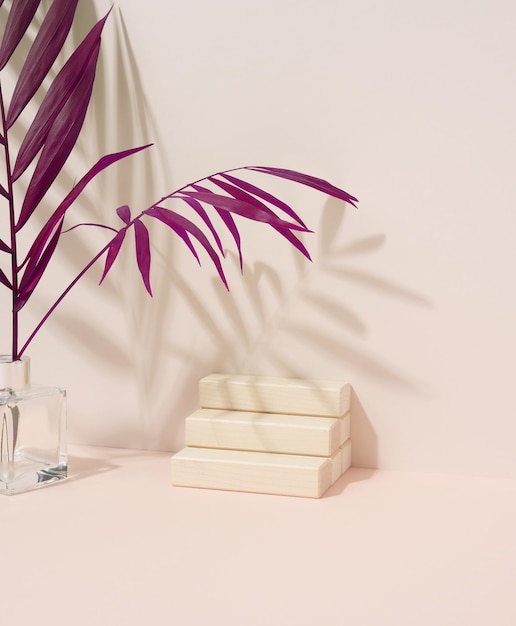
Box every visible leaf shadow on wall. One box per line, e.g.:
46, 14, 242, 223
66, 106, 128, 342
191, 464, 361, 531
0, 2, 153, 354
0, 4, 430, 468
52, 7, 180, 448
6, 5, 175, 449
50, 5, 173, 360
156, 198, 431, 468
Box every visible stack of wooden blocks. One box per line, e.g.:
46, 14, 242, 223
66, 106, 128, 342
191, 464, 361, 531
171, 374, 352, 498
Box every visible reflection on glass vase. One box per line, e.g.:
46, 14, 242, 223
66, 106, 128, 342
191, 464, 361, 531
0, 356, 67, 495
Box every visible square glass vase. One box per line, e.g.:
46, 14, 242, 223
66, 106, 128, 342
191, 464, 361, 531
0, 356, 67, 495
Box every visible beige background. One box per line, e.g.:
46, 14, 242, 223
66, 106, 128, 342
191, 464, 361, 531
2, 0, 515, 477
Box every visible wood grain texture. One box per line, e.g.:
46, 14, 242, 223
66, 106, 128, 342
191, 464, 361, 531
199, 374, 351, 417
185, 408, 350, 456
171, 447, 333, 498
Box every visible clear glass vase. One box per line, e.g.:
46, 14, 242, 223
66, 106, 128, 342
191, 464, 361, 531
0, 356, 67, 495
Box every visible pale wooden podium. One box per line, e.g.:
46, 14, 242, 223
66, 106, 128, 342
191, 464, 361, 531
172, 374, 352, 497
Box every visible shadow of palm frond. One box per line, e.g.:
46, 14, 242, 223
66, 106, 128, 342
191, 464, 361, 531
301, 291, 367, 335
151, 195, 429, 462
1, 4, 430, 464
218, 198, 430, 379
146, 195, 431, 454
16, 6, 169, 357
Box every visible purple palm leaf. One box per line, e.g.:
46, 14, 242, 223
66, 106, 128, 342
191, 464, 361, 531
15, 218, 64, 311
7, 0, 80, 128
20, 145, 151, 281
0, 1, 359, 361
191, 183, 242, 269
177, 190, 310, 231
12, 11, 110, 182
209, 176, 311, 260
220, 172, 307, 228
145, 206, 229, 289
16, 58, 97, 230
0, 267, 11, 289
178, 196, 224, 256
99, 230, 127, 285
245, 166, 359, 207
117, 205, 132, 225
0, 0, 41, 70
134, 219, 152, 296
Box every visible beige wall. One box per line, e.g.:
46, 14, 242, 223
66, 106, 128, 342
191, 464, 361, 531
7, 0, 516, 477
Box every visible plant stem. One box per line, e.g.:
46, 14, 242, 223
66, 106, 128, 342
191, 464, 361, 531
0, 82, 18, 360
18, 167, 248, 357
18, 242, 112, 358
154, 167, 246, 206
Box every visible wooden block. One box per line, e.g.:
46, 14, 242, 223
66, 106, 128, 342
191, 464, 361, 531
341, 439, 352, 473
339, 412, 351, 444
199, 374, 350, 417
330, 439, 352, 484
171, 447, 333, 498
185, 409, 350, 457
330, 446, 343, 484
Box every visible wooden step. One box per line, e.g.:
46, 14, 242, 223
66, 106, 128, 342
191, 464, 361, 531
340, 439, 352, 476
185, 408, 350, 456
199, 374, 350, 417
171, 446, 346, 498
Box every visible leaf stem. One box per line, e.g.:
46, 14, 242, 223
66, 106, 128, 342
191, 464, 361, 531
17, 183, 203, 356
0, 81, 18, 360
17, 163, 304, 357
18, 241, 111, 358
153, 166, 246, 206
18, 167, 248, 355
19, 210, 150, 357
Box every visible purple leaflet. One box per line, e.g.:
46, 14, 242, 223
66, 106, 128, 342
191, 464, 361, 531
0, 267, 11, 289
192, 183, 242, 269
209, 176, 268, 209
117, 205, 132, 225
151, 206, 200, 264
17, 72, 96, 231
179, 196, 224, 256
209, 176, 311, 260
217, 209, 241, 269
192, 179, 244, 271
16, 57, 97, 230
7, 0, 80, 128
99, 229, 126, 285
178, 190, 309, 231
145, 206, 228, 290
0, 0, 41, 71
220, 172, 306, 228
19, 221, 57, 274
273, 227, 311, 260
62, 222, 117, 235
0, 238, 11, 253
15, 218, 64, 311
46, 146, 150, 231
0, 182, 9, 200
12, 11, 110, 182
134, 218, 152, 296
20, 145, 151, 272
245, 166, 358, 207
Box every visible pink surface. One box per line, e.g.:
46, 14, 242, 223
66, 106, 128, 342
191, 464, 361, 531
2, 446, 516, 625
